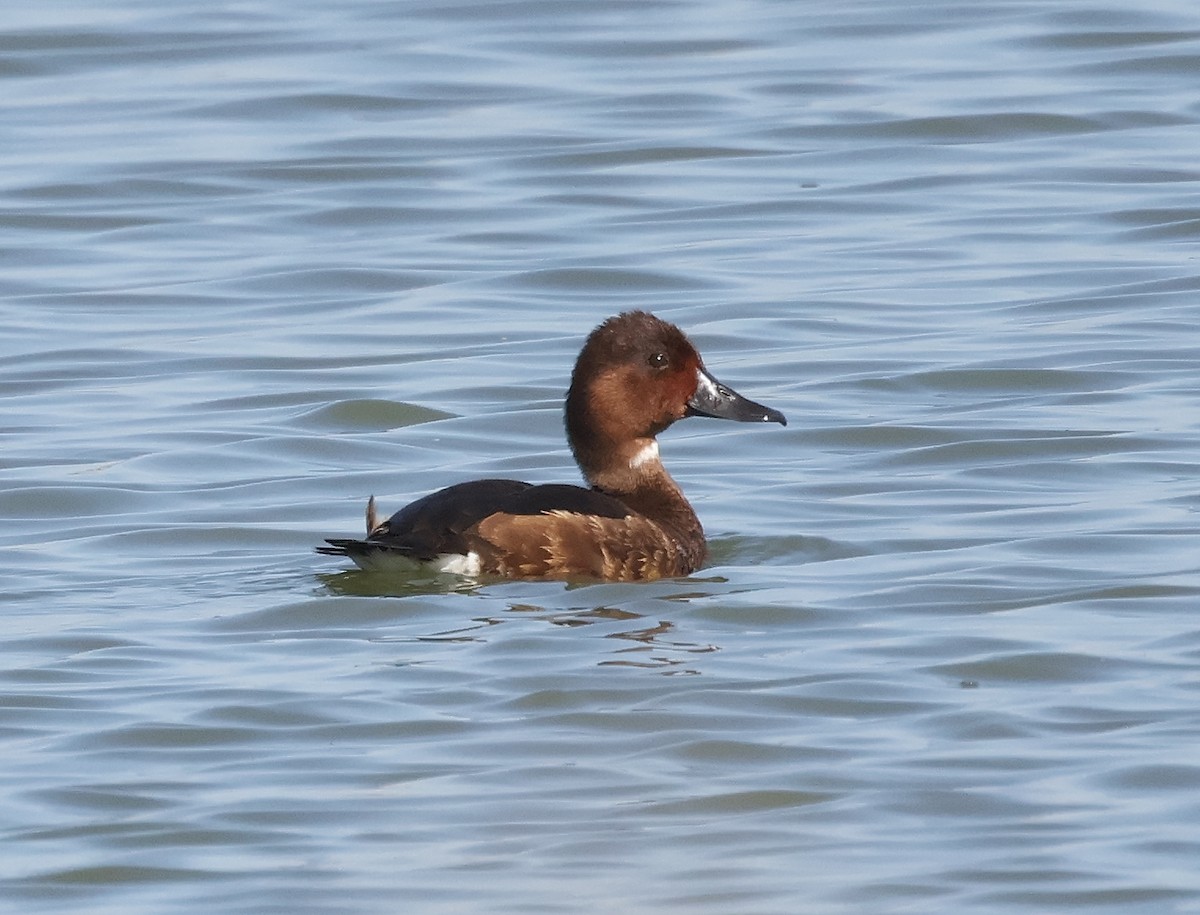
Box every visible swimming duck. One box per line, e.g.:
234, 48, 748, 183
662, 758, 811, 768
318, 310, 785, 581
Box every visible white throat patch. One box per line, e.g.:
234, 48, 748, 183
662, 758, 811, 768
629, 440, 660, 470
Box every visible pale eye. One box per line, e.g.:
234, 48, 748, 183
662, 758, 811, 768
647, 352, 668, 369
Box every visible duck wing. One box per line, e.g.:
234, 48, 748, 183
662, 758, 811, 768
317, 479, 631, 565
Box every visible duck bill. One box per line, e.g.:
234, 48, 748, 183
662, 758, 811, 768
687, 367, 787, 426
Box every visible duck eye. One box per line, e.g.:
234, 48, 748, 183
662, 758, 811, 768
647, 352, 668, 369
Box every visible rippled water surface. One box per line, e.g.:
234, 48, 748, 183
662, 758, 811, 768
3, 0, 1200, 912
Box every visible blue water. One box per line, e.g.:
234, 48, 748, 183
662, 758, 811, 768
3, 0, 1199, 912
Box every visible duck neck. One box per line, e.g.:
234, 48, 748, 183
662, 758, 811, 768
581, 438, 704, 546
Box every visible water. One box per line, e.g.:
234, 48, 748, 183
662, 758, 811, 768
3, 0, 1199, 912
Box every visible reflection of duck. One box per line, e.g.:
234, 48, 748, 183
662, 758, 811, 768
318, 311, 785, 581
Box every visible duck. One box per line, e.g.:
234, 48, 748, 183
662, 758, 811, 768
317, 310, 786, 581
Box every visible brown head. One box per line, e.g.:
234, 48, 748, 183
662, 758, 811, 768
565, 311, 786, 492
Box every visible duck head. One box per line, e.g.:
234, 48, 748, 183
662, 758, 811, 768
565, 311, 785, 489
